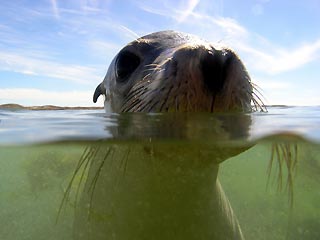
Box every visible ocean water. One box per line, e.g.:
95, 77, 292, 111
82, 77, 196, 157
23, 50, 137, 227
0, 106, 319, 240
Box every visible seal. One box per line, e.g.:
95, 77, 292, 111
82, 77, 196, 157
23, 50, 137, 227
69, 31, 268, 240
93, 30, 264, 113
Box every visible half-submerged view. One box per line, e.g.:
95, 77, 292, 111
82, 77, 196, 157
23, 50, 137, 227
1, 31, 319, 240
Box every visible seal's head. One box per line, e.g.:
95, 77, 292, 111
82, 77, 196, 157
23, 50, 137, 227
93, 30, 263, 113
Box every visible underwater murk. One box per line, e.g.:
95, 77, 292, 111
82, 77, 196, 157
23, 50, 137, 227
0, 107, 319, 240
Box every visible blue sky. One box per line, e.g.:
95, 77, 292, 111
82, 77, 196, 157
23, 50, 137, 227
0, 0, 319, 106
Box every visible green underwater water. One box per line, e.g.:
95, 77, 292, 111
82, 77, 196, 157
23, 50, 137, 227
0, 138, 319, 240
220, 141, 320, 240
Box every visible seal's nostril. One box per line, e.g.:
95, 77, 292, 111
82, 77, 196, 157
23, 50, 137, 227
201, 50, 231, 94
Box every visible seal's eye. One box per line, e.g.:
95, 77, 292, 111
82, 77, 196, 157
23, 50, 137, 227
115, 51, 140, 82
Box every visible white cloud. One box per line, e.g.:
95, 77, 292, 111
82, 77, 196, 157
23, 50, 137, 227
88, 40, 122, 60
0, 51, 101, 84
0, 88, 104, 107
138, 0, 320, 75
254, 79, 291, 90
50, 0, 60, 19
177, 0, 200, 23
176, 12, 320, 75
137, 4, 172, 19
237, 39, 320, 74
211, 17, 248, 37
138, 1, 249, 41
118, 25, 141, 41
251, 76, 320, 106
177, 14, 320, 75
264, 91, 320, 106
137, 0, 200, 23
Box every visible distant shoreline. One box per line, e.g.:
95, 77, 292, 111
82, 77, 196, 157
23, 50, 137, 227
0, 104, 313, 111
0, 103, 104, 110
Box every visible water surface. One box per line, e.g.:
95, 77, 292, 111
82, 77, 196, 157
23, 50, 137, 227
0, 106, 319, 239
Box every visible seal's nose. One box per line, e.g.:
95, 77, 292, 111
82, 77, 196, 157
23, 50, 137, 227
172, 46, 233, 95
201, 49, 231, 94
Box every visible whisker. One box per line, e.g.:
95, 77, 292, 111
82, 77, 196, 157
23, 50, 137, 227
250, 89, 267, 112
74, 145, 100, 209
267, 142, 298, 208
56, 144, 98, 223
159, 83, 174, 112
88, 147, 113, 220
120, 148, 131, 178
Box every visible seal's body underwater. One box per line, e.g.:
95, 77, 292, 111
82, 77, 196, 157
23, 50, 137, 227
73, 31, 261, 239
